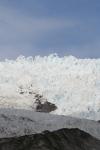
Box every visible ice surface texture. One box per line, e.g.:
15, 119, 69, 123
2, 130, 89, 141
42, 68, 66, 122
0, 54, 100, 119
0, 109, 100, 139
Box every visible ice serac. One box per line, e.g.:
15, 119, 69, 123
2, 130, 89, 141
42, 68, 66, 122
0, 54, 100, 119
0, 128, 100, 150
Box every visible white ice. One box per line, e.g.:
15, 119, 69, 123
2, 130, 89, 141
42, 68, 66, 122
0, 54, 100, 120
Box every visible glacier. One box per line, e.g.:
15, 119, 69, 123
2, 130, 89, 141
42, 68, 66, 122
0, 109, 100, 139
0, 54, 100, 120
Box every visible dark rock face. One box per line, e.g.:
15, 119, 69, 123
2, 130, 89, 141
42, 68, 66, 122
35, 101, 57, 112
0, 128, 100, 150
19, 89, 57, 113
34, 94, 57, 113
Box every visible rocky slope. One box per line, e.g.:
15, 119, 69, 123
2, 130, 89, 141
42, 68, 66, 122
0, 128, 100, 150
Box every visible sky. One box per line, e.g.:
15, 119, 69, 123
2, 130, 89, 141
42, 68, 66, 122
0, 0, 100, 59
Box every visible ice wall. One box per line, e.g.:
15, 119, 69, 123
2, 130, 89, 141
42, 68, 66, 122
0, 54, 100, 119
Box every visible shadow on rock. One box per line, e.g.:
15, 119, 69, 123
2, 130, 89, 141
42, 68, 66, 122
0, 128, 100, 150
